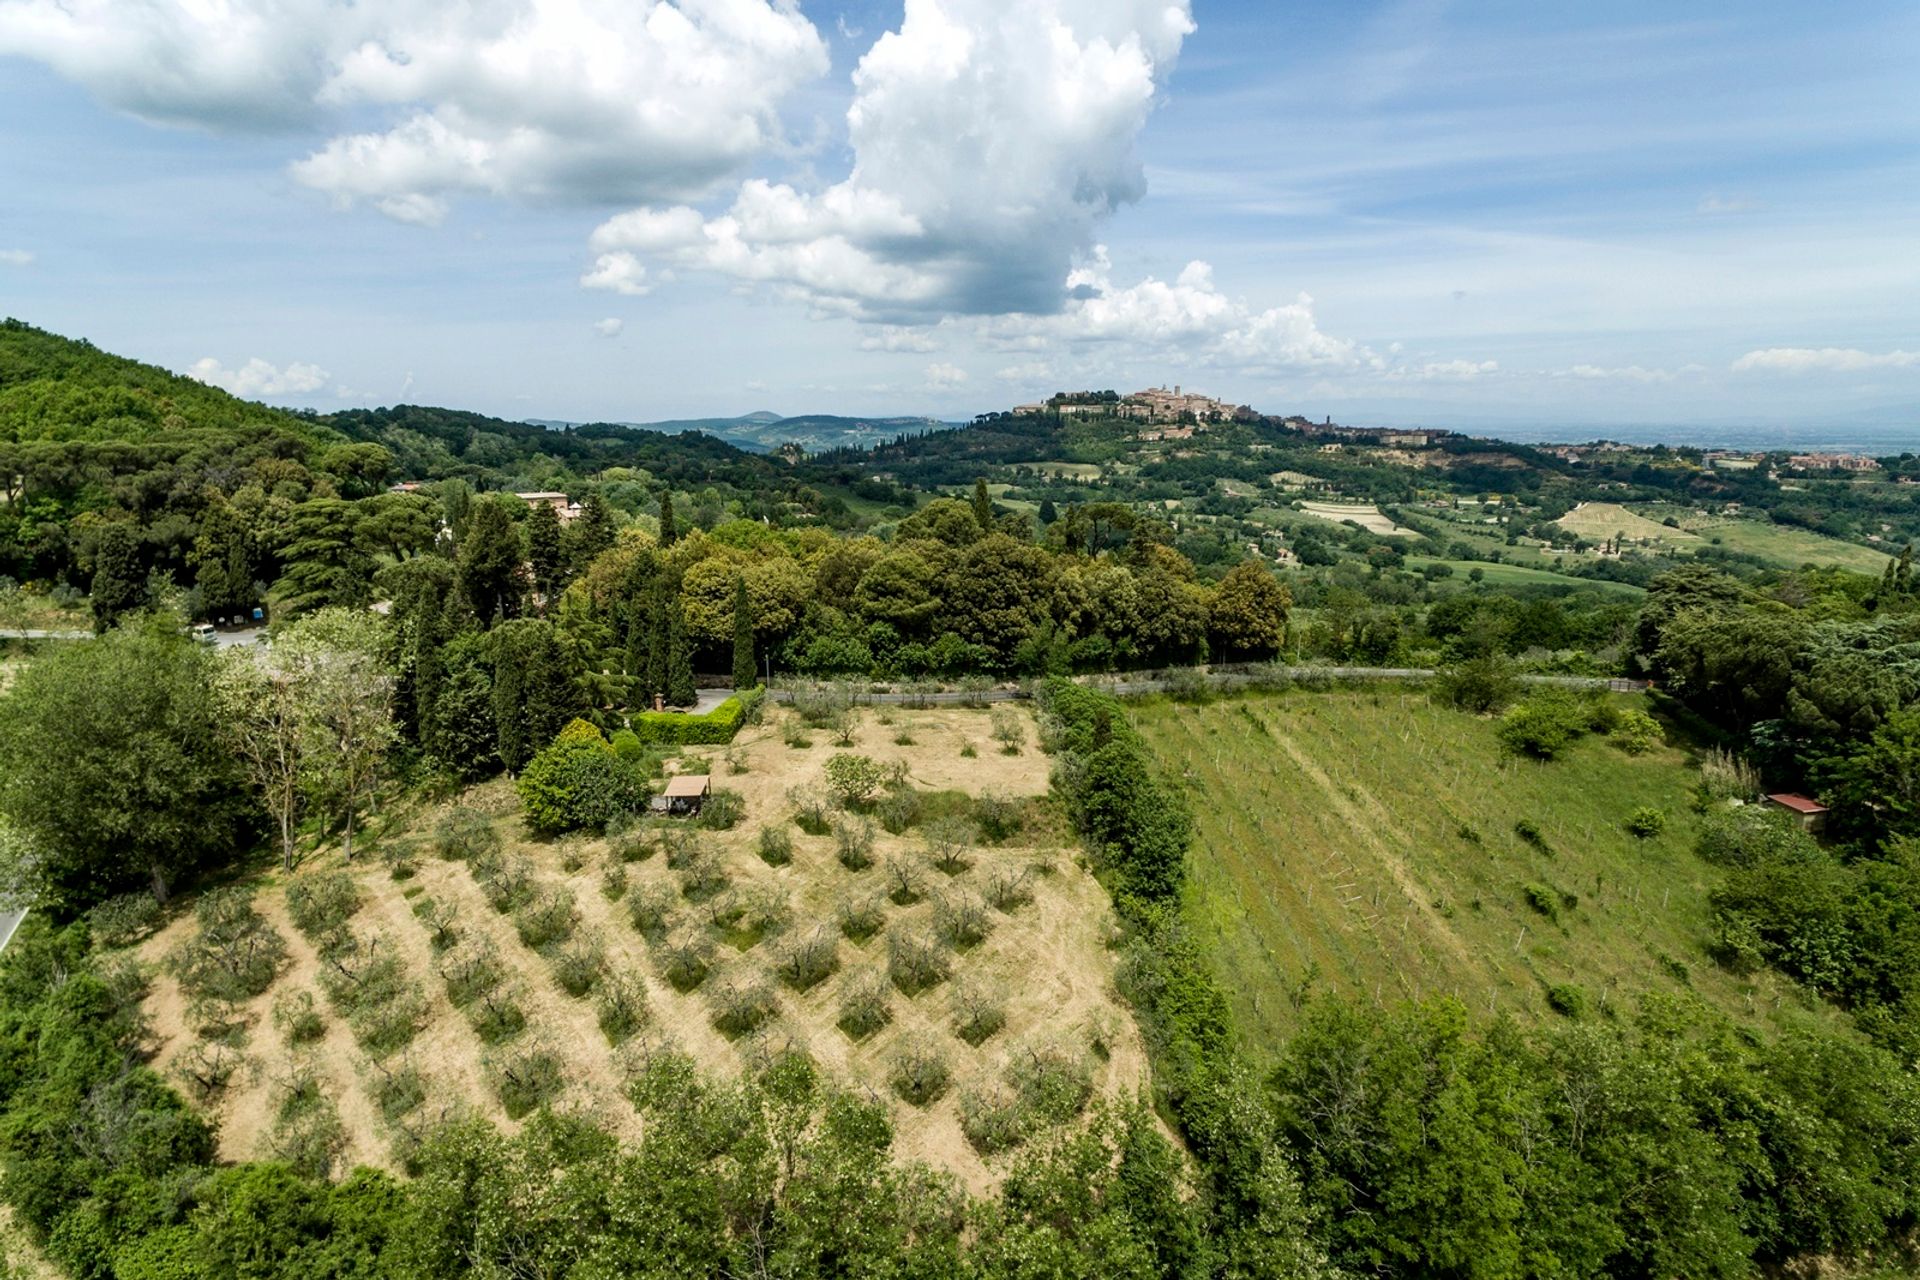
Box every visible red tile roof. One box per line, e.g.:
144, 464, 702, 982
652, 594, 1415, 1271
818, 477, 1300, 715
1766, 793, 1828, 815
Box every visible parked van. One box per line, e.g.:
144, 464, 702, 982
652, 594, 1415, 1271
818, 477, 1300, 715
189, 623, 217, 644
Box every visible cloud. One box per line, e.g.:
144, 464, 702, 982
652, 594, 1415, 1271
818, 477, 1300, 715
588, 0, 1195, 319
996, 361, 1054, 383
1555, 363, 1674, 383
0, 248, 33, 266
924, 362, 968, 390
594, 318, 623, 338
1390, 359, 1499, 381
859, 326, 939, 353
1731, 347, 1920, 374
0, 1, 830, 218
1696, 194, 1761, 216
580, 252, 653, 296
188, 356, 329, 397
990, 248, 1377, 374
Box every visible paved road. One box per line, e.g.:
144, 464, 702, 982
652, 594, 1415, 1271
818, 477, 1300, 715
0, 908, 24, 957
4, 626, 265, 648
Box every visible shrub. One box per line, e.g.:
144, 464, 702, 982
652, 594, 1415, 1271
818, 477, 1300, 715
1434, 654, 1520, 714
951, 977, 1008, 1045
659, 928, 715, 991
549, 933, 606, 997
708, 968, 779, 1036
1613, 708, 1663, 755
924, 818, 975, 875
990, 707, 1025, 755
789, 786, 833, 835
1496, 690, 1606, 760
1524, 883, 1561, 922
886, 926, 951, 994
601, 858, 629, 901
1514, 819, 1552, 855
349, 991, 428, 1059
379, 838, 422, 881
488, 1040, 564, 1118
756, 824, 794, 866
513, 887, 580, 951
959, 742, 978, 759
432, 806, 500, 861
793, 682, 854, 728
1007, 1040, 1094, 1123
411, 895, 462, 952
473, 851, 534, 913
169, 887, 286, 1003
834, 815, 876, 870
87, 892, 161, 947
697, 788, 746, 831
825, 753, 885, 808
662, 824, 705, 869
1626, 806, 1667, 839
933, 890, 993, 949
959, 1084, 1027, 1154
890, 1035, 952, 1106
271, 1071, 347, 1180
836, 892, 886, 942
1546, 983, 1587, 1018
837, 970, 893, 1039
609, 728, 647, 760
440, 939, 507, 1007
775, 926, 840, 991
286, 870, 361, 940
983, 866, 1034, 912
873, 787, 921, 835
271, 989, 326, 1045
679, 849, 731, 901
607, 812, 655, 863
973, 791, 1025, 843
628, 695, 749, 745
469, 985, 527, 1043
1698, 747, 1762, 804
626, 882, 679, 940
370, 1060, 427, 1122
596, 972, 649, 1043
884, 855, 927, 906
518, 732, 650, 835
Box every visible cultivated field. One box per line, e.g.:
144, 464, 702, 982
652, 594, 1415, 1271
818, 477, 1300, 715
132, 705, 1146, 1195
1404, 557, 1645, 596
1132, 690, 1837, 1061
1680, 513, 1894, 574
1296, 500, 1419, 538
1557, 501, 1695, 545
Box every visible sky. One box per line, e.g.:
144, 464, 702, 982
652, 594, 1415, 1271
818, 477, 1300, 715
0, 0, 1917, 437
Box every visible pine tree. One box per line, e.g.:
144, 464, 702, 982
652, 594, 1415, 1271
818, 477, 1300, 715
659, 491, 678, 547
526, 500, 566, 609
90, 522, 146, 633
731, 574, 757, 690
667, 597, 697, 707
972, 477, 994, 530
573, 492, 616, 563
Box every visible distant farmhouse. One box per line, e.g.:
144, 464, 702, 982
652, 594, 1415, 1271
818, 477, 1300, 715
516, 491, 581, 523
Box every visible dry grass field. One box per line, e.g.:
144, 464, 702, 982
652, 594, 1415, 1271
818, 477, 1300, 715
132, 704, 1147, 1195
1296, 500, 1419, 538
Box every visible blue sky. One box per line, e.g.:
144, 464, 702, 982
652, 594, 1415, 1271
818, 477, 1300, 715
0, 0, 1916, 434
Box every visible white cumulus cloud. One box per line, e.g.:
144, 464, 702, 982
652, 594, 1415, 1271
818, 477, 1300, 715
580, 252, 654, 296
594, 317, 624, 338
924, 361, 968, 390
859, 326, 940, 353
0, 0, 830, 219
588, 0, 1196, 319
1556, 364, 1674, 383
188, 356, 329, 397
0, 248, 33, 266
1731, 347, 1920, 374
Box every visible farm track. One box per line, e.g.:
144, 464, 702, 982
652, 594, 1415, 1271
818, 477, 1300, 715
771, 668, 1644, 706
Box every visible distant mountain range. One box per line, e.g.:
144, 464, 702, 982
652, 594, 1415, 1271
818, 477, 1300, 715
524, 411, 963, 453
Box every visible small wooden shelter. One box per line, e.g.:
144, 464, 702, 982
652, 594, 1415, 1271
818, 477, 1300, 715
1765, 792, 1829, 834
662, 774, 712, 817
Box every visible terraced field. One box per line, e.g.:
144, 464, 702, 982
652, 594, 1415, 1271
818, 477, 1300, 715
1132, 689, 1838, 1060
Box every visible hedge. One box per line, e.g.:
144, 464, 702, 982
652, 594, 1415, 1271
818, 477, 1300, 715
627, 690, 756, 745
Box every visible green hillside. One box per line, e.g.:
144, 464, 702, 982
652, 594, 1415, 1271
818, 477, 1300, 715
1132, 688, 1839, 1060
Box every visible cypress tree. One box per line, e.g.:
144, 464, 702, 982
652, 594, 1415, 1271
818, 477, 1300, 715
490, 618, 581, 771
89, 522, 146, 633
574, 492, 616, 562
646, 578, 671, 706
731, 574, 757, 690
667, 597, 697, 707
1038, 497, 1058, 525
659, 491, 678, 547
526, 500, 566, 609
1899, 543, 1914, 594
971, 477, 993, 530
